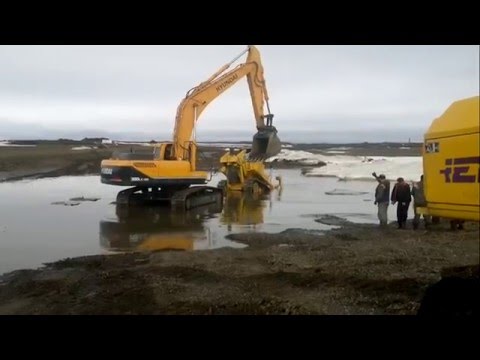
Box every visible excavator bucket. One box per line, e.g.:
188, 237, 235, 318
250, 127, 281, 160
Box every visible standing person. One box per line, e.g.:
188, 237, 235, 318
372, 172, 390, 227
411, 175, 431, 230
391, 177, 411, 229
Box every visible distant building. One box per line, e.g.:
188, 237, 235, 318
102, 138, 113, 145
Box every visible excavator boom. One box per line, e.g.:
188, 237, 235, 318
171, 45, 281, 161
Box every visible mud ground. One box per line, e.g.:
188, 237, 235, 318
0, 143, 303, 182
0, 141, 422, 182
0, 217, 477, 315
0, 144, 112, 181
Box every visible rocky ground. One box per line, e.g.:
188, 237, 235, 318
0, 217, 477, 315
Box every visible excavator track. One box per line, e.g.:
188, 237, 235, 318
171, 186, 223, 210
117, 187, 154, 205
116, 186, 175, 205
116, 185, 223, 210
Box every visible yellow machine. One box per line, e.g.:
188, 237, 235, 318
100, 201, 223, 252
100, 45, 281, 209
99, 192, 270, 252
418, 96, 479, 221
221, 191, 267, 226
217, 148, 282, 195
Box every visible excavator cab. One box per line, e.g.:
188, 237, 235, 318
250, 114, 281, 160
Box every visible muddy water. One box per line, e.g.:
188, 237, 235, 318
0, 170, 399, 274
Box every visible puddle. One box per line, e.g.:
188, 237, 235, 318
0, 170, 399, 274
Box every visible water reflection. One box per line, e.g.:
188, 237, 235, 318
1, 172, 382, 274
100, 201, 223, 252
221, 191, 268, 230
99, 192, 273, 253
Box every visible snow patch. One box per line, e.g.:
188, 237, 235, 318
268, 149, 423, 182
0, 141, 36, 148
71, 146, 95, 151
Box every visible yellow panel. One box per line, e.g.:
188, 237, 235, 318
423, 96, 479, 222
137, 235, 194, 251
417, 205, 479, 222
426, 96, 479, 139
424, 132, 479, 207
101, 159, 208, 180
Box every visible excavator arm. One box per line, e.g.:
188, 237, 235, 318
171, 45, 280, 161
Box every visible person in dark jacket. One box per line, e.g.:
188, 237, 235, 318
391, 177, 411, 229
372, 172, 390, 227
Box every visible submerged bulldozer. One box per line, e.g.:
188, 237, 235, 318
217, 148, 282, 196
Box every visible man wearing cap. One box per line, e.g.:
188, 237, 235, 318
372, 172, 390, 227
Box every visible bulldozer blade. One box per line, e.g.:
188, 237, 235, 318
250, 127, 281, 160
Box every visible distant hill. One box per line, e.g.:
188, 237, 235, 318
81, 137, 109, 143
7, 138, 109, 146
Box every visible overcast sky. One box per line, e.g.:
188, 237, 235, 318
0, 45, 478, 142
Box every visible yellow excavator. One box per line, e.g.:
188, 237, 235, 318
100, 45, 281, 209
